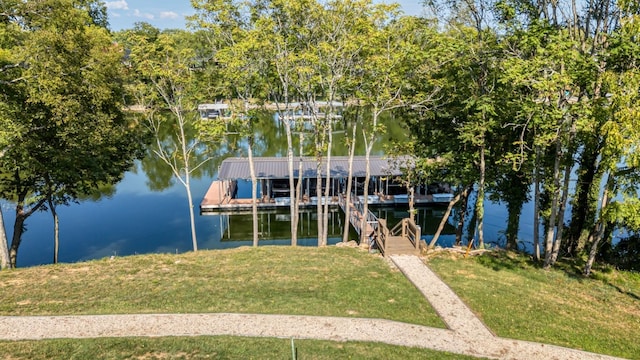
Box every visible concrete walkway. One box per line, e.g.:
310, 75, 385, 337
389, 255, 624, 359
0, 255, 626, 360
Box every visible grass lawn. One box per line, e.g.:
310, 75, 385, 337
0, 246, 443, 327
426, 250, 640, 359
2, 246, 638, 359
0, 337, 483, 360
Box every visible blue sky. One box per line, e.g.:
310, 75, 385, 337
105, 1, 425, 31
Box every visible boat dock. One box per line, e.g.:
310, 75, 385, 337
200, 156, 454, 212
200, 187, 448, 212
200, 180, 342, 212
200, 156, 428, 255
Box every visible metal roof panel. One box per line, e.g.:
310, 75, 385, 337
217, 156, 410, 180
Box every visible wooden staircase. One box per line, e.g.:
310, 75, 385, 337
384, 235, 420, 255
337, 193, 421, 256
374, 218, 421, 256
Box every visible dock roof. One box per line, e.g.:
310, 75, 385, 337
217, 156, 411, 180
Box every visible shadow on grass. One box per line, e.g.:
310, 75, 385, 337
608, 283, 640, 301
592, 266, 640, 302
474, 251, 586, 280
474, 251, 640, 301
474, 250, 538, 272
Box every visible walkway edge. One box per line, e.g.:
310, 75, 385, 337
0, 313, 624, 360
390, 254, 495, 338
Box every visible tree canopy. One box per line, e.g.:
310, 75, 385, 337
2, 0, 639, 273
0, 0, 146, 268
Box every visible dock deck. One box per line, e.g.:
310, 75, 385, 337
200, 184, 450, 212
201, 181, 421, 256
200, 180, 343, 212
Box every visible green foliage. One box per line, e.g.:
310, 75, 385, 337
0, 0, 147, 266
601, 233, 640, 272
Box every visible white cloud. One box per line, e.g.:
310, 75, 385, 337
133, 9, 155, 20
105, 0, 128, 10
159, 11, 179, 20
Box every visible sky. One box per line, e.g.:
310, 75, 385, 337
105, 0, 426, 31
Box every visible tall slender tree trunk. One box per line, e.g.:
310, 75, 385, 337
533, 145, 541, 261
291, 131, 304, 246
185, 171, 198, 252
467, 199, 478, 245
455, 187, 470, 246
475, 143, 486, 248
0, 207, 9, 269
362, 145, 372, 246
361, 110, 379, 246
284, 110, 297, 246
294, 131, 304, 243
48, 198, 60, 264
178, 115, 198, 252
314, 107, 328, 247
342, 121, 357, 243
549, 158, 573, 265
322, 119, 333, 245
315, 124, 324, 246
429, 188, 465, 248
567, 144, 599, 254
316, 163, 324, 245
544, 138, 563, 268
408, 185, 416, 222
584, 174, 612, 276
248, 139, 259, 247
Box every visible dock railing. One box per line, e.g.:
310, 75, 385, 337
404, 218, 421, 250
376, 218, 389, 255
390, 218, 421, 251
354, 196, 379, 241
338, 193, 379, 241
339, 193, 361, 236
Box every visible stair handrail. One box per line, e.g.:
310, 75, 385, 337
389, 220, 404, 236
376, 218, 389, 255
353, 195, 379, 240
404, 218, 421, 250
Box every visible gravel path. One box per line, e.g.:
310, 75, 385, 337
0, 255, 626, 360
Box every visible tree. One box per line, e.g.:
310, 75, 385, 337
490, 0, 640, 271
1, 0, 25, 269
351, 4, 405, 245
402, 16, 500, 250
0, 0, 145, 268
257, 0, 320, 247
126, 29, 223, 252
191, 0, 272, 247
313, 0, 377, 246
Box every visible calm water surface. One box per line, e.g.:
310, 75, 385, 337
5, 111, 536, 267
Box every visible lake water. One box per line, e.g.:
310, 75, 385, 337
3, 111, 537, 267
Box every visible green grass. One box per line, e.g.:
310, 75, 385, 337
426, 251, 640, 359
0, 246, 444, 327
3, 246, 638, 359
0, 337, 483, 359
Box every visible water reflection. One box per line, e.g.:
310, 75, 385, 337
9, 108, 514, 267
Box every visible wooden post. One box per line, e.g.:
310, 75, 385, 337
402, 218, 407, 240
